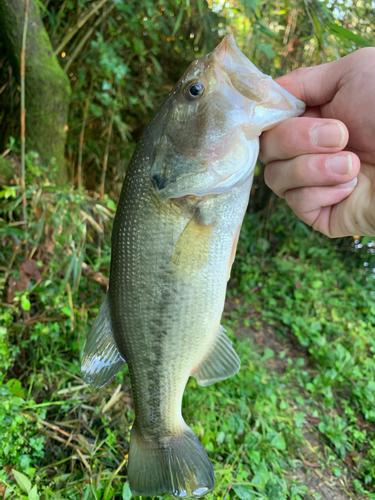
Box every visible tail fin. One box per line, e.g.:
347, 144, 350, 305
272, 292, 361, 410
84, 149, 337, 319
128, 423, 215, 498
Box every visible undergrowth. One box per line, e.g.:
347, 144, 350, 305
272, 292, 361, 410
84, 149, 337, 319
1, 163, 375, 499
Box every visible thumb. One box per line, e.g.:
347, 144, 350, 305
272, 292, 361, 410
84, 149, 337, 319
275, 59, 344, 107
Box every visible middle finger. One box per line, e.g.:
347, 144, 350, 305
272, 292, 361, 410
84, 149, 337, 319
264, 151, 360, 198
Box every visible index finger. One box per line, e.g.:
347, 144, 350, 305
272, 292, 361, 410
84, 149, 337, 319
259, 117, 348, 164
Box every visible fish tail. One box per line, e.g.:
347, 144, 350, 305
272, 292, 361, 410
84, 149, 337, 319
128, 422, 215, 498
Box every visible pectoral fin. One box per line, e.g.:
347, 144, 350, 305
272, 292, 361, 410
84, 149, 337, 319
191, 326, 240, 386
171, 211, 213, 275
81, 295, 125, 388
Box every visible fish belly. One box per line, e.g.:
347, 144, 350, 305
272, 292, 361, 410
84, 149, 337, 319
107, 146, 251, 497
109, 158, 251, 435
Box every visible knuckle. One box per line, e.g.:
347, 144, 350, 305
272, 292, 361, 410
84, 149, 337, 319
290, 155, 311, 184
284, 188, 298, 207
292, 159, 308, 184
263, 164, 273, 188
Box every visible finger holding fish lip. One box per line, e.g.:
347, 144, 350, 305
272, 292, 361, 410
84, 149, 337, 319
259, 117, 349, 164
260, 114, 365, 237
264, 151, 361, 198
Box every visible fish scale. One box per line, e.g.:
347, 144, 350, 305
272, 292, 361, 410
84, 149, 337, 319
81, 34, 305, 498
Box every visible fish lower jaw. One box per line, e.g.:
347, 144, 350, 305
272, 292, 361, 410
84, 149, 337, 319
160, 136, 258, 201
193, 136, 259, 196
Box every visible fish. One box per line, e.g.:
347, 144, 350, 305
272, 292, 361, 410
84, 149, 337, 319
81, 34, 305, 498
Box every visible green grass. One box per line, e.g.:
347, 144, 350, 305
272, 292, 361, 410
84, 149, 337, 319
1, 173, 375, 499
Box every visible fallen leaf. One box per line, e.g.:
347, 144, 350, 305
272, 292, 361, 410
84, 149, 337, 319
7, 259, 42, 304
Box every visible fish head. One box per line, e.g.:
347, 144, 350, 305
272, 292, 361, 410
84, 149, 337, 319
151, 34, 305, 202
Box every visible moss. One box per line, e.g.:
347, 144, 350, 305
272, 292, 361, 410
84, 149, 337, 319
0, 0, 71, 185
24, 14, 71, 185
0, 157, 13, 184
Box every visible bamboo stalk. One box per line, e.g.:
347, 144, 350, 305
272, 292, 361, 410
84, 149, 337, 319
20, 0, 29, 229
100, 113, 114, 200
8, 65, 13, 114
77, 79, 93, 189
54, 0, 110, 56
51, 0, 68, 41
97, 111, 114, 260
64, 5, 115, 73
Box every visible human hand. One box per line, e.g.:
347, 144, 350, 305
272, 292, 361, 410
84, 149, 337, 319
259, 48, 375, 237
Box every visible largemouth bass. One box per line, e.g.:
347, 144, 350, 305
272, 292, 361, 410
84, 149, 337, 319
82, 35, 305, 498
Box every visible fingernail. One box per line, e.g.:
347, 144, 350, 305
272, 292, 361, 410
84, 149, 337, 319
339, 177, 358, 189
327, 155, 352, 175
311, 123, 345, 148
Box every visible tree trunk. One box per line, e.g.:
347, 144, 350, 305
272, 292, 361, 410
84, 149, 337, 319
0, 0, 71, 184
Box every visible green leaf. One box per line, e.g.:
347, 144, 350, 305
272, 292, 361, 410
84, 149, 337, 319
216, 431, 225, 445
295, 412, 306, 428
362, 236, 374, 245
311, 280, 323, 289
61, 305, 71, 317
103, 486, 114, 500
90, 103, 103, 117
73, 250, 86, 293
257, 43, 275, 59
149, 55, 162, 75
13, 470, 32, 493
102, 80, 112, 91
309, 8, 323, 48
172, 5, 184, 36
252, 462, 270, 489
132, 37, 145, 56
6, 379, 26, 398
247, 449, 260, 465
265, 480, 284, 500
270, 433, 286, 451
256, 21, 279, 39
106, 198, 117, 211
34, 0, 47, 12
233, 485, 255, 500
21, 294, 31, 311
328, 23, 372, 47
59, 252, 76, 294
122, 483, 132, 500
28, 485, 40, 500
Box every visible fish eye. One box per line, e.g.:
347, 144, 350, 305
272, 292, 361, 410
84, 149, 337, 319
184, 80, 205, 101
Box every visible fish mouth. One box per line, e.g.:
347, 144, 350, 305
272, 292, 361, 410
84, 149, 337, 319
213, 34, 305, 129
214, 34, 258, 74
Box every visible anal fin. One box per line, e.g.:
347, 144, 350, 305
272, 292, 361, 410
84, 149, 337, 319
81, 295, 125, 388
192, 326, 240, 387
